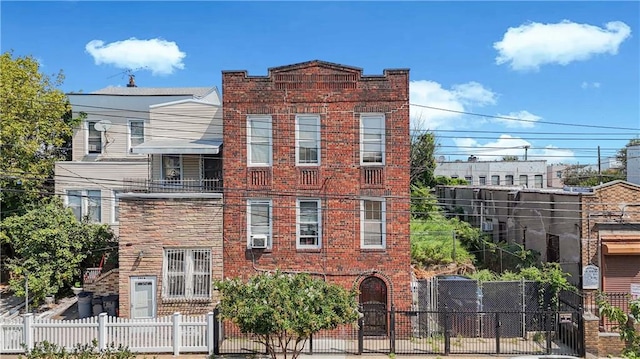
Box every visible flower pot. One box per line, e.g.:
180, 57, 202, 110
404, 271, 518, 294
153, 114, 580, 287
45, 295, 55, 305
72, 287, 83, 295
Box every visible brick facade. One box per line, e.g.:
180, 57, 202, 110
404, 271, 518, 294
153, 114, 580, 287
83, 269, 119, 297
117, 194, 223, 318
580, 181, 640, 289
222, 60, 412, 310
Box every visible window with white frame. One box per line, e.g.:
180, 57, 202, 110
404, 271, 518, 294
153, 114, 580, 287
66, 190, 101, 222
87, 121, 103, 154
247, 200, 272, 248
247, 115, 272, 166
360, 114, 385, 164
296, 115, 320, 165
162, 155, 182, 182
297, 199, 321, 248
361, 199, 386, 248
163, 248, 211, 300
129, 120, 145, 152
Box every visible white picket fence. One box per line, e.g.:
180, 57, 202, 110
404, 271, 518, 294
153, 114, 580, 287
0, 312, 216, 354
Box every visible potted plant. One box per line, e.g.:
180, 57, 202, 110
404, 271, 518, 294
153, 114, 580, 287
72, 281, 83, 295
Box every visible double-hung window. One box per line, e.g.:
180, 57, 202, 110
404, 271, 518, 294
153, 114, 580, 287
163, 248, 211, 300
87, 121, 103, 154
361, 199, 386, 249
162, 155, 182, 183
296, 115, 320, 165
297, 199, 321, 248
129, 120, 145, 152
248, 200, 272, 249
66, 190, 102, 222
360, 114, 385, 165
519, 175, 529, 187
505, 175, 514, 185
247, 115, 272, 166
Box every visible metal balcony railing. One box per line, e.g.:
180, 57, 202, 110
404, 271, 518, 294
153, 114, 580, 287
124, 178, 223, 193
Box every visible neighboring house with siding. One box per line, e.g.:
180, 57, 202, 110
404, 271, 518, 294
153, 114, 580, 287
435, 160, 547, 188
222, 60, 412, 336
55, 85, 220, 233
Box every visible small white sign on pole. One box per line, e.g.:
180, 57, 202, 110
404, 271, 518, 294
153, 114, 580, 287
582, 265, 600, 290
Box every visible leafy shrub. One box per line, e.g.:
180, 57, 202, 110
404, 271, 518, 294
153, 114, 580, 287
20, 340, 135, 359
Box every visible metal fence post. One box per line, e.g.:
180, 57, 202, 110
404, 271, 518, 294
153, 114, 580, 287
390, 306, 396, 354
357, 315, 364, 355
207, 311, 215, 355
213, 308, 220, 355
98, 312, 107, 351
309, 333, 313, 354
495, 312, 500, 355
444, 306, 450, 355
172, 312, 181, 356
545, 308, 552, 354
23, 313, 34, 351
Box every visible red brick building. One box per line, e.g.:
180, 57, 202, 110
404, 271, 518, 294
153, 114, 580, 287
222, 60, 412, 333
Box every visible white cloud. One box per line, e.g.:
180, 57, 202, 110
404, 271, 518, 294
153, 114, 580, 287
494, 110, 542, 128
410, 80, 497, 130
494, 20, 631, 71
581, 81, 601, 89
451, 135, 576, 162
85, 38, 186, 76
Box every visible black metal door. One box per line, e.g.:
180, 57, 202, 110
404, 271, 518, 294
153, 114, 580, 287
360, 277, 387, 336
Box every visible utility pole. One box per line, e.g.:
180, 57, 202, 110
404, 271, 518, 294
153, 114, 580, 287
598, 146, 602, 185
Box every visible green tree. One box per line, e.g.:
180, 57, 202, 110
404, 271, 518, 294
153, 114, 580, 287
596, 295, 640, 357
562, 164, 624, 186
0, 51, 78, 218
215, 271, 360, 359
0, 198, 116, 305
410, 132, 437, 186
502, 155, 519, 161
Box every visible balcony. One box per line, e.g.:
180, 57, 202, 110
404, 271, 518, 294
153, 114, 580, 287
124, 178, 223, 193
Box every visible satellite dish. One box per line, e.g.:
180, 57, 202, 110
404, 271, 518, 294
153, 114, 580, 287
94, 120, 112, 132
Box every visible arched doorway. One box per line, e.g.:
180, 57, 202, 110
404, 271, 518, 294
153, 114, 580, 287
359, 276, 387, 336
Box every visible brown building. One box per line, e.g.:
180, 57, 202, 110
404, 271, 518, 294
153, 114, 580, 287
221, 60, 412, 333
581, 180, 640, 293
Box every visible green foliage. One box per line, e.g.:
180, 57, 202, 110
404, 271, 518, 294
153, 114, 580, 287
215, 271, 360, 359
410, 185, 438, 220
410, 132, 437, 186
502, 155, 519, 161
20, 340, 135, 359
432, 176, 469, 186
562, 164, 624, 186
596, 294, 640, 357
0, 198, 116, 305
411, 212, 477, 267
0, 51, 79, 218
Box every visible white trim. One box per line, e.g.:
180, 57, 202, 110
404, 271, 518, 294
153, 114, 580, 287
161, 154, 183, 181
360, 198, 386, 249
162, 248, 212, 300
296, 199, 322, 249
247, 199, 273, 249
149, 99, 222, 108
111, 189, 122, 224
65, 189, 102, 223
359, 113, 385, 165
246, 115, 272, 167
130, 276, 157, 319
127, 119, 145, 155
295, 114, 321, 166
85, 120, 104, 155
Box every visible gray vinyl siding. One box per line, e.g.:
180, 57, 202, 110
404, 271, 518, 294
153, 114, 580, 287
151, 154, 202, 180
150, 102, 222, 141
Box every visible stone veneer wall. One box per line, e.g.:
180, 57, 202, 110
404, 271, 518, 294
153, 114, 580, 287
83, 269, 119, 297
117, 194, 223, 318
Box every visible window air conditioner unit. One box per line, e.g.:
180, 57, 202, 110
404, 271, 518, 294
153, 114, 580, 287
481, 222, 493, 232
251, 235, 268, 249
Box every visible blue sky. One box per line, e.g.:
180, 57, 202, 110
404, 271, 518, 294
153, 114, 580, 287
2, 1, 639, 164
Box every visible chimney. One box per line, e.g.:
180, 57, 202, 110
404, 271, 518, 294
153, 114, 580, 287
127, 74, 137, 88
